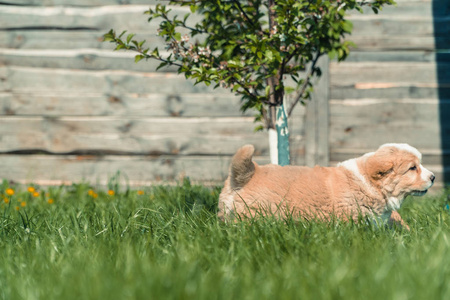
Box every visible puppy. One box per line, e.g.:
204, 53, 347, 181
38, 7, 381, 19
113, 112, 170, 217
218, 143, 435, 229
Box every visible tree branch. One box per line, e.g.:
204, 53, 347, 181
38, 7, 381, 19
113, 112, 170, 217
287, 51, 322, 117
138, 49, 184, 68
231, 0, 256, 28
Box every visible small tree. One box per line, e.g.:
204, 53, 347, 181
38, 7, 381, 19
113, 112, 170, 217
104, 0, 395, 165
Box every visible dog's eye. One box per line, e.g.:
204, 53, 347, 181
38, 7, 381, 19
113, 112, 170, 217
409, 166, 417, 171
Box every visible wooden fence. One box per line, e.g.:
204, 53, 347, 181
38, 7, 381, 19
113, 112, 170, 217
0, 0, 449, 187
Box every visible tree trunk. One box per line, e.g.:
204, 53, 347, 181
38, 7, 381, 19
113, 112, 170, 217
268, 103, 290, 166
266, 0, 290, 166
276, 102, 290, 166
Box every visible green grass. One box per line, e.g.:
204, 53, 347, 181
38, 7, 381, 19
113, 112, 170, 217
1, 179, 450, 300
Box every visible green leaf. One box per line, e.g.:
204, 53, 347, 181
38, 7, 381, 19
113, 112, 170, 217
139, 40, 146, 48
156, 62, 168, 71
103, 29, 115, 42
135, 55, 145, 63
254, 125, 264, 132
119, 31, 127, 38
126, 34, 135, 44
115, 44, 126, 51
103, 36, 114, 42
284, 86, 295, 94
151, 48, 160, 58
341, 20, 353, 33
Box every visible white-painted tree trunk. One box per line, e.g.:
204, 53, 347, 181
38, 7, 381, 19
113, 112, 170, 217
269, 128, 278, 165
268, 103, 290, 166
276, 103, 290, 166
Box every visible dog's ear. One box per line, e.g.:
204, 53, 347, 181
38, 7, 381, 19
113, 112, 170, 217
365, 152, 394, 181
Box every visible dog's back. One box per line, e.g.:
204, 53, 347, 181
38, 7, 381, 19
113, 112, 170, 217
218, 144, 349, 220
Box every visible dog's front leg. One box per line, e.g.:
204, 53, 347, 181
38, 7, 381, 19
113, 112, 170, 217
388, 211, 410, 230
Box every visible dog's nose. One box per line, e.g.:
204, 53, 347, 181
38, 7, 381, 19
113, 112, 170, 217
430, 174, 435, 183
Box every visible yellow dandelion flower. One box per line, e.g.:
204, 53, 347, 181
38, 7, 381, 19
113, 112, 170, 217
4, 198, 9, 204
15, 206, 20, 211
27, 186, 35, 193
88, 189, 95, 196
21, 202, 26, 207
137, 190, 144, 196
48, 198, 54, 204
6, 188, 14, 196
32, 191, 40, 197
93, 193, 98, 199
108, 190, 115, 196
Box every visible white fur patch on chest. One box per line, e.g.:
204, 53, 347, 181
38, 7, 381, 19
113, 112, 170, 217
387, 196, 401, 211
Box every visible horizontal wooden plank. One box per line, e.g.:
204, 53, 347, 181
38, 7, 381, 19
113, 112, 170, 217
0, 66, 301, 96
0, 5, 192, 31
0, 3, 437, 27
0, 0, 159, 6
349, 18, 440, 38
0, 29, 445, 53
0, 30, 163, 50
330, 62, 450, 86
0, 0, 439, 8
329, 98, 448, 151
0, 49, 178, 72
1, 27, 438, 56
0, 92, 255, 117
0, 66, 219, 94
344, 51, 449, 63
0, 154, 270, 185
0, 116, 265, 154
0, 11, 440, 39
331, 85, 450, 100
0, 92, 306, 135
0, 116, 306, 158
348, 36, 448, 51
3, 49, 450, 71
351, 1, 449, 18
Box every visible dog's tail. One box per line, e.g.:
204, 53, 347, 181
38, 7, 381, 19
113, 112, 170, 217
230, 144, 256, 189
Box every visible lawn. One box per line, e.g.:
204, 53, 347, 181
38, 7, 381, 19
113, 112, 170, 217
1, 179, 449, 300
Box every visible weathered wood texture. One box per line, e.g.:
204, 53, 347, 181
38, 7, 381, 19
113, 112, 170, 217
0, 116, 267, 153
0, 154, 271, 186
305, 56, 329, 167
0, 0, 158, 6
0, 1, 307, 185
329, 0, 450, 188
0, 0, 449, 188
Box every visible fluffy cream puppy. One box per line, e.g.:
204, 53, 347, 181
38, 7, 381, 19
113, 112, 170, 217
218, 143, 435, 229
